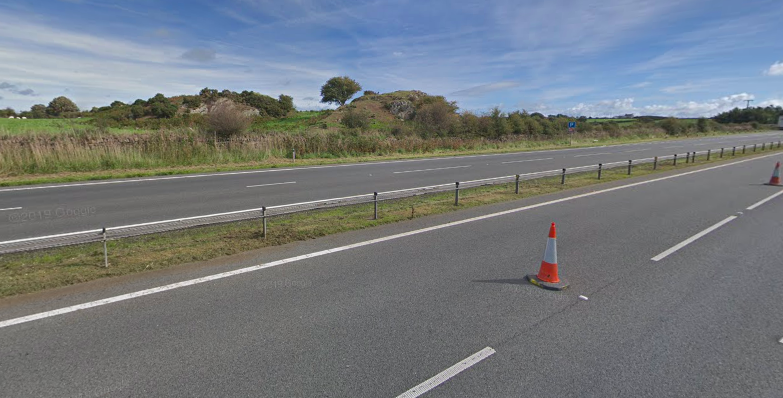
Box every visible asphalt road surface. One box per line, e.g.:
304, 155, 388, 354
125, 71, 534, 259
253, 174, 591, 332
1, 150, 781, 397
1, 131, 782, 242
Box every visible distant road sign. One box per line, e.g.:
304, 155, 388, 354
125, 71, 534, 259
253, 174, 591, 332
568, 122, 576, 129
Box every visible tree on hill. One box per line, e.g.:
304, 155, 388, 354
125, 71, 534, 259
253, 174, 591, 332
29, 104, 47, 119
0, 107, 16, 118
147, 93, 177, 118
46, 96, 79, 117
713, 106, 782, 124
320, 76, 362, 106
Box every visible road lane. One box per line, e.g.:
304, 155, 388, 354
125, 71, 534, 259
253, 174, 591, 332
1, 131, 781, 241
2, 153, 782, 396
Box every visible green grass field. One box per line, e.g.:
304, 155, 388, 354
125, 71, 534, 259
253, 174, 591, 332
0, 117, 138, 136
252, 110, 326, 132
585, 118, 637, 126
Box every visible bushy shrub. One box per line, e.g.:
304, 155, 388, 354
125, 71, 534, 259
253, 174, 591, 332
660, 118, 685, 136
207, 101, 254, 138
340, 107, 371, 130
415, 100, 457, 136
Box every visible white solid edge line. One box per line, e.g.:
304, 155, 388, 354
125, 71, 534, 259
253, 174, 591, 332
393, 165, 471, 174
746, 189, 783, 210
0, 207, 22, 211
574, 152, 611, 157
246, 181, 296, 188
0, 153, 777, 329
650, 216, 738, 262
501, 157, 553, 164
396, 347, 496, 398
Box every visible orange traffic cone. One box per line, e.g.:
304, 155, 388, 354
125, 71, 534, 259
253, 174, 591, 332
527, 223, 569, 291
766, 162, 782, 186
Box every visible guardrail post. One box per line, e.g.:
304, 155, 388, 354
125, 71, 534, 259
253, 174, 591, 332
292, 148, 296, 162
515, 175, 520, 194
685, 152, 690, 164
778, 141, 781, 149
262, 207, 267, 239
454, 182, 460, 206
742, 145, 746, 154
627, 160, 632, 175
102, 227, 108, 268
653, 157, 658, 170
598, 163, 603, 179
720, 148, 724, 158
707, 150, 711, 160
561, 168, 566, 184
691, 152, 696, 163
373, 192, 378, 220
674, 154, 678, 166
762, 142, 766, 151
733, 146, 737, 156
753, 144, 756, 152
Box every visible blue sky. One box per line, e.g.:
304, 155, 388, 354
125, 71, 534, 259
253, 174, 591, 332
0, 0, 781, 117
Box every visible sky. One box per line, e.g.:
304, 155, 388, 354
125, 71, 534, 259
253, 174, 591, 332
0, 0, 782, 118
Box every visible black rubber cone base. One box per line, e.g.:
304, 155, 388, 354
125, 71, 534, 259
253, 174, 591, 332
527, 274, 569, 291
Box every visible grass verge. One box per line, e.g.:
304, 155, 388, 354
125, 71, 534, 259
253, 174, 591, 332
2, 146, 781, 298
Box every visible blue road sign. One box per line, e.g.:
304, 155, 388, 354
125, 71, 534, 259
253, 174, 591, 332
568, 122, 576, 129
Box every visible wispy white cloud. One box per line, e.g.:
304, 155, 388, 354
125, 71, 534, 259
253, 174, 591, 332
216, 7, 258, 25
660, 82, 704, 94
630, 82, 651, 89
765, 61, 783, 76
540, 87, 595, 101
564, 93, 756, 118
632, 10, 781, 73
760, 98, 783, 107
450, 81, 520, 97
493, 0, 697, 55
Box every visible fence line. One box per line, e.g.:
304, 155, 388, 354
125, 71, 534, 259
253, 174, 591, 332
1, 140, 780, 258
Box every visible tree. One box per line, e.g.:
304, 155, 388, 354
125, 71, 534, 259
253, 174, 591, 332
46, 96, 79, 117
0, 107, 16, 118
320, 76, 362, 106
278, 94, 294, 114
150, 101, 177, 118
110, 100, 126, 108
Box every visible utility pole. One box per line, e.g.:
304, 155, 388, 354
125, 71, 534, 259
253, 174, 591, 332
745, 99, 754, 109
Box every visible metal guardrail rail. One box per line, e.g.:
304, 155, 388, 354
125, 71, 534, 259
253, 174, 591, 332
1, 141, 780, 256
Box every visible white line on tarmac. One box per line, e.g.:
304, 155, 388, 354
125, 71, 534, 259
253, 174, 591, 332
0, 145, 643, 193
394, 165, 471, 174
396, 347, 496, 398
746, 189, 783, 210
623, 149, 649, 153
651, 216, 738, 261
246, 181, 296, 188
0, 153, 777, 329
0, 207, 21, 211
574, 152, 611, 157
501, 158, 553, 164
